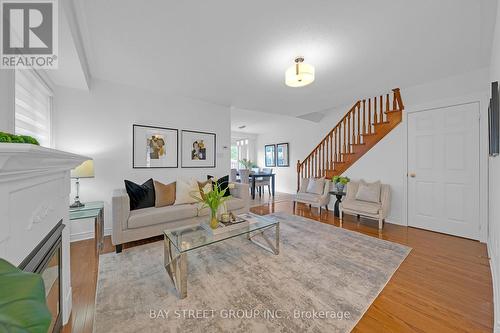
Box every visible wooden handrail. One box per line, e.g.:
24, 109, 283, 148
297, 88, 404, 191
299, 101, 360, 164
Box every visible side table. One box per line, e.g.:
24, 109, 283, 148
329, 190, 346, 217
69, 201, 104, 253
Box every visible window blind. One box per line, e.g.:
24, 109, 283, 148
15, 70, 53, 147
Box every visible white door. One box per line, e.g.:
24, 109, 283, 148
407, 103, 480, 239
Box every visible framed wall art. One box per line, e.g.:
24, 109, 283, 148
276, 142, 289, 167
181, 130, 216, 168
133, 124, 178, 168
265, 144, 276, 167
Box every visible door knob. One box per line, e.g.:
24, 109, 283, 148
409, 172, 416, 178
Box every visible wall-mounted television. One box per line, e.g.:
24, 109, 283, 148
489, 81, 499, 156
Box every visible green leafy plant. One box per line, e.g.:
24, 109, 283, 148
332, 176, 350, 185
0, 259, 51, 333
239, 158, 257, 169
191, 180, 232, 229
0, 132, 39, 145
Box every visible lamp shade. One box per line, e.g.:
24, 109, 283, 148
285, 60, 315, 87
71, 160, 95, 178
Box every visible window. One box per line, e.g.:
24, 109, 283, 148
15, 70, 53, 147
231, 139, 251, 169
230, 145, 239, 169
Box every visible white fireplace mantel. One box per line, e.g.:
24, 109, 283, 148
0, 143, 89, 180
0, 143, 88, 325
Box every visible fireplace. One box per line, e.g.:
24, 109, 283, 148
0, 144, 88, 326
19, 220, 65, 333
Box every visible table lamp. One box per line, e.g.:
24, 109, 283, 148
70, 159, 94, 208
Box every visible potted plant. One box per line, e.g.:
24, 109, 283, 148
0, 132, 39, 145
239, 158, 257, 170
332, 176, 350, 192
0, 259, 51, 332
191, 180, 233, 229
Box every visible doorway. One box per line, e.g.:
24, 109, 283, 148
407, 102, 480, 239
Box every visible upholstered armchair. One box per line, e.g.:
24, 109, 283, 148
293, 178, 331, 214
339, 180, 391, 229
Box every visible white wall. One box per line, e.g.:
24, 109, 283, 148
256, 116, 330, 193
489, 1, 500, 331
54, 79, 231, 240
256, 68, 489, 227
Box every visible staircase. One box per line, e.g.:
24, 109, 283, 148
296, 88, 404, 190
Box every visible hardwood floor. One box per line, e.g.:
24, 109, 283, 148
63, 201, 494, 333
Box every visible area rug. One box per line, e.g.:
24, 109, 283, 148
94, 212, 411, 333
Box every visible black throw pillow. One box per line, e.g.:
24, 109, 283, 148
207, 175, 231, 197
124, 178, 156, 210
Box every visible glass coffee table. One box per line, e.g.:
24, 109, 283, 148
163, 213, 279, 298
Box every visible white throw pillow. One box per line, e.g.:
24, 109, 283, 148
174, 178, 199, 205
306, 178, 325, 195
299, 178, 310, 193
355, 180, 381, 203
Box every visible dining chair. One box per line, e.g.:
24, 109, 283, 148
256, 168, 272, 196
230, 168, 239, 182
239, 169, 250, 184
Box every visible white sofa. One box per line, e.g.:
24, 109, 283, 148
339, 180, 390, 229
112, 182, 250, 252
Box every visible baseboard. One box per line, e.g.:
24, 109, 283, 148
384, 217, 403, 226
70, 228, 112, 242
488, 242, 500, 333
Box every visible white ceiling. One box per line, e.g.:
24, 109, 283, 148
75, 0, 496, 116
45, 1, 89, 90
46, 8, 89, 90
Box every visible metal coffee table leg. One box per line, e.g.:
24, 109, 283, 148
248, 223, 280, 255
164, 235, 187, 298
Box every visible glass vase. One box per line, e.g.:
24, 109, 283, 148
210, 209, 218, 229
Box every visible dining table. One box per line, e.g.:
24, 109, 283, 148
236, 171, 276, 200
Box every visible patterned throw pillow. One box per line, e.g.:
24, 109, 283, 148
197, 180, 213, 200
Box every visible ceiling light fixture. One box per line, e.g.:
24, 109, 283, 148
285, 56, 315, 87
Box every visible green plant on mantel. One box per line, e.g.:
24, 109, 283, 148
0, 132, 39, 145
332, 176, 350, 185
0, 259, 51, 333
239, 158, 257, 169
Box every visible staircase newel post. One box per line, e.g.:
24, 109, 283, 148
392, 88, 403, 110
